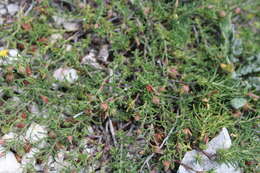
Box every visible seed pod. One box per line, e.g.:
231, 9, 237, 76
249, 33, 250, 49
152, 96, 160, 105
21, 112, 27, 119
6, 73, 14, 82
100, 102, 109, 111
218, 10, 226, 17
16, 123, 26, 128
235, 8, 241, 14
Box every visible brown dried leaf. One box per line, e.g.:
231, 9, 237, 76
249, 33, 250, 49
48, 131, 57, 139
146, 84, 154, 92
180, 85, 190, 94
15, 154, 22, 163
23, 80, 30, 86
183, 128, 192, 136
152, 96, 160, 105
16, 122, 26, 128
232, 111, 242, 118
158, 86, 166, 92
40, 95, 49, 104
21, 112, 27, 119
23, 142, 32, 153
67, 136, 73, 144
37, 37, 48, 43
5, 73, 14, 82
203, 135, 209, 144
247, 92, 259, 101
100, 102, 109, 111
55, 142, 65, 150
152, 145, 164, 154
22, 23, 32, 31
154, 133, 164, 144
163, 160, 171, 171
0, 139, 5, 145
26, 65, 32, 76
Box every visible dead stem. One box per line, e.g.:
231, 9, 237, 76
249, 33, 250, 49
108, 118, 117, 146
173, 160, 203, 173
139, 115, 179, 172
193, 146, 217, 160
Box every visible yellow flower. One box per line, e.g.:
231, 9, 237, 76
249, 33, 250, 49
0, 49, 9, 57
220, 63, 235, 73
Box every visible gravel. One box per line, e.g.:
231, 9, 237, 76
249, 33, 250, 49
6, 3, 19, 15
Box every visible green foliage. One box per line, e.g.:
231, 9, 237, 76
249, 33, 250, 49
0, 0, 259, 172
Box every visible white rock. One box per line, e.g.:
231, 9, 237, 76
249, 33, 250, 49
65, 44, 72, 52
2, 132, 18, 141
28, 103, 40, 115
25, 123, 47, 144
0, 8, 7, 15
21, 148, 39, 167
230, 98, 247, 109
51, 83, 59, 90
87, 125, 94, 134
205, 127, 231, 154
0, 152, 22, 173
34, 164, 44, 172
52, 16, 66, 26
1, 132, 24, 143
63, 22, 80, 31
8, 49, 18, 57
98, 45, 109, 62
51, 33, 63, 40
0, 55, 18, 65
53, 67, 78, 83
177, 128, 242, 173
81, 50, 102, 69
7, 96, 21, 108
6, 4, 19, 15
50, 33, 63, 44
46, 150, 71, 172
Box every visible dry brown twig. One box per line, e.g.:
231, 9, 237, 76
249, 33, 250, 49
173, 160, 203, 173
139, 113, 179, 172
108, 118, 117, 146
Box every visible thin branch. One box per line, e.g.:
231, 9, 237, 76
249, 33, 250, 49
173, 160, 203, 173
73, 111, 84, 118
108, 118, 117, 146
24, 1, 36, 16
193, 146, 217, 160
139, 116, 179, 172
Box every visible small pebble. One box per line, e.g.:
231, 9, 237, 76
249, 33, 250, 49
53, 67, 78, 83
50, 33, 63, 44
65, 44, 72, 51
0, 8, 7, 15
52, 15, 66, 26
8, 49, 18, 57
7, 4, 19, 15
0, 152, 22, 173
98, 44, 109, 62
25, 123, 47, 143
63, 22, 80, 31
